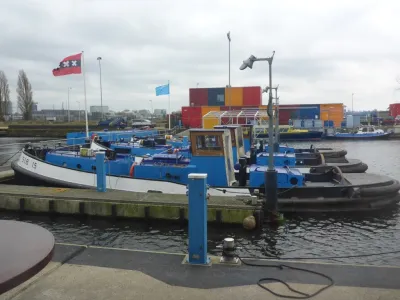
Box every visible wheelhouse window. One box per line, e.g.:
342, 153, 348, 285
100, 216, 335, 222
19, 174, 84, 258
362, 127, 368, 132
196, 135, 222, 151
191, 132, 225, 156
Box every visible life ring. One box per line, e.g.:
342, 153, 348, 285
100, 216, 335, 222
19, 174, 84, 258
129, 162, 138, 177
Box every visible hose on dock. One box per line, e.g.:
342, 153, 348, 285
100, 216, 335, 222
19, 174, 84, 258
221, 247, 334, 299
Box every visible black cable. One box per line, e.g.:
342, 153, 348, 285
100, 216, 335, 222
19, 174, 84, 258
222, 250, 334, 299
240, 257, 334, 299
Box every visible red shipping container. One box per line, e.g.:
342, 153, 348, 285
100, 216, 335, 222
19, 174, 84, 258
389, 103, 400, 118
243, 86, 262, 106
278, 108, 301, 125
189, 88, 208, 106
182, 106, 202, 128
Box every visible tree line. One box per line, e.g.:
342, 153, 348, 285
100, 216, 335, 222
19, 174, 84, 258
0, 70, 34, 120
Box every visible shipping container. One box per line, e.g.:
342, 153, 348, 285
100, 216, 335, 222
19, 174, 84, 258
243, 86, 262, 106
298, 104, 320, 119
189, 88, 208, 106
278, 108, 301, 125
182, 106, 202, 128
389, 103, 400, 118
207, 88, 225, 106
224, 87, 243, 106
201, 106, 220, 118
203, 117, 220, 129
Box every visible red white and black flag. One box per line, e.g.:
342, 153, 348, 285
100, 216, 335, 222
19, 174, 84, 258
52, 53, 82, 76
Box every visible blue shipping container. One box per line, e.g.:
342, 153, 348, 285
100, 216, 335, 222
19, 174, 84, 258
298, 105, 320, 119
207, 88, 225, 106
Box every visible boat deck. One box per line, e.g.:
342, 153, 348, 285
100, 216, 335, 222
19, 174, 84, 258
2, 243, 400, 300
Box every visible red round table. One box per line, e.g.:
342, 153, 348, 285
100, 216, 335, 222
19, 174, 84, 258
0, 220, 54, 295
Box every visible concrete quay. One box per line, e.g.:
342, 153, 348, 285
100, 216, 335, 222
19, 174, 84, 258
1, 243, 400, 300
0, 184, 255, 225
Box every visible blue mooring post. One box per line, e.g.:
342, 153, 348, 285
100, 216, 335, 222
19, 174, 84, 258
95, 152, 106, 192
187, 173, 210, 265
182, 136, 189, 147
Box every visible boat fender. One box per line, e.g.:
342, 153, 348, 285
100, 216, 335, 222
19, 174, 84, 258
129, 162, 138, 177
173, 148, 179, 154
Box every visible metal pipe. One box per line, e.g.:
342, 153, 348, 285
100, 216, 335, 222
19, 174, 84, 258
267, 59, 274, 171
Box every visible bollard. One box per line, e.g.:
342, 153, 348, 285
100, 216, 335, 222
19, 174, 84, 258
187, 173, 210, 265
182, 136, 189, 147
95, 152, 107, 192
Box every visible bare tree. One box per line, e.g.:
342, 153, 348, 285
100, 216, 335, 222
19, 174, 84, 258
0, 71, 10, 119
17, 70, 33, 120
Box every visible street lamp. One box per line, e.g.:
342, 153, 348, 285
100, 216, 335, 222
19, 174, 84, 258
67, 87, 72, 122
76, 101, 81, 122
97, 57, 103, 120
352, 93, 354, 113
227, 31, 231, 111
240, 51, 277, 218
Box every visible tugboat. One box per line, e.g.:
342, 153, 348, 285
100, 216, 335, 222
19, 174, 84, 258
12, 129, 400, 212
325, 125, 392, 140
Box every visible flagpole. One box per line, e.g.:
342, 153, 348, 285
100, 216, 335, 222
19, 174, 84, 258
168, 80, 171, 130
82, 51, 89, 138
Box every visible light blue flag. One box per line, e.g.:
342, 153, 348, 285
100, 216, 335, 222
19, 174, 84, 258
155, 83, 170, 96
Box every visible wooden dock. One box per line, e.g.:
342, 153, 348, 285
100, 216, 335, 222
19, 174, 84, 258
0, 184, 256, 225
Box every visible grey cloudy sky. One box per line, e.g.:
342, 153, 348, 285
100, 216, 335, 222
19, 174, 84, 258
1, 0, 400, 113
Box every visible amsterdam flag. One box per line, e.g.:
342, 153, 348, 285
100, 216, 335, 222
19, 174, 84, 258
52, 53, 82, 76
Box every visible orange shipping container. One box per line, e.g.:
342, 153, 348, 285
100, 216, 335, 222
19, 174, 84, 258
320, 104, 343, 113
224, 87, 243, 106
203, 117, 220, 129
201, 106, 220, 118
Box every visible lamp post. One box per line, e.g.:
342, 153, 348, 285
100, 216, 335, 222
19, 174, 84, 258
76, 101, 81, 122
227, 31, 231, 111
97, 57, 103, 120
352, 93, 354, 113
240, 51, 278, 219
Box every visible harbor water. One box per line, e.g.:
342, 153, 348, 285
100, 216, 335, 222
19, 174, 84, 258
1, 138, 400, 266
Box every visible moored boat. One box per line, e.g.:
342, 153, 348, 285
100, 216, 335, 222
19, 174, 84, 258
325, 125, 392, 140
254, 126, 323, 141
12, 129, 400, 212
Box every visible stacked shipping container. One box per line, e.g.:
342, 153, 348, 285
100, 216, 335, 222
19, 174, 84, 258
185, 86, 344, 128
182, 104, 344, 128
189, 86, 262, 107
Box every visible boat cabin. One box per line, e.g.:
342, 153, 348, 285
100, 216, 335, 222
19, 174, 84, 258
213, 125, 245, 163
356, 126, 384, 134
188, 129, 236, 186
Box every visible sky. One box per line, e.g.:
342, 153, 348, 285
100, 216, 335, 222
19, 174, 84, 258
1, 0, 400, 113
